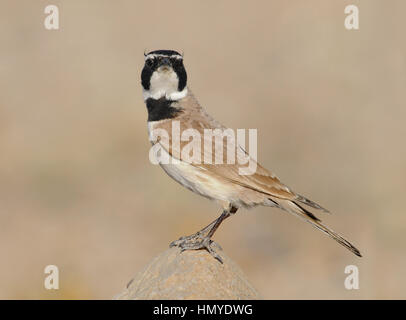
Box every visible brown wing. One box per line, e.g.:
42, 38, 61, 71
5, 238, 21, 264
151, 116, 328, 212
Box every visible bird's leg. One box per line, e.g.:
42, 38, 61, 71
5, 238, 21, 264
170, 206, 237, 263
170, 216, 220, 243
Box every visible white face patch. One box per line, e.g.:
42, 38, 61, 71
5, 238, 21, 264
143, 66, 188, 101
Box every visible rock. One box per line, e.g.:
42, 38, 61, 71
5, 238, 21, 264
115, 246, 260, 300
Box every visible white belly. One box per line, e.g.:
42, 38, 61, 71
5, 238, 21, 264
147, 121, 246, 206
159, 156, 232, 203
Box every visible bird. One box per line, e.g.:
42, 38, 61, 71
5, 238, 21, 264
140, 49, 362, 263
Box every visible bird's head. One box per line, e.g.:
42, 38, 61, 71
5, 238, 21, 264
141, 50, 187, 101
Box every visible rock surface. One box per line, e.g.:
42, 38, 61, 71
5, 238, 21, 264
115, 247, 260, 300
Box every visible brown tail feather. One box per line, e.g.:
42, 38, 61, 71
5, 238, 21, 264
309, 218, 362, 257
275, 199, 362, 257
296, 194, 330, 213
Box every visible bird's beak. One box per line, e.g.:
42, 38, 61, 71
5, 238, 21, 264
158, 57, 172, 71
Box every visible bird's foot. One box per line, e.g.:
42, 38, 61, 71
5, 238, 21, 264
170, 233, 223, 263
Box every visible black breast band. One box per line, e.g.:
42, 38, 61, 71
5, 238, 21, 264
146, 97, 183, 121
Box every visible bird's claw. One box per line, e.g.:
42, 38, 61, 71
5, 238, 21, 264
170, 234, 223, 263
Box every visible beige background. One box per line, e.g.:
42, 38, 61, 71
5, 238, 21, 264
0, 0, 405, 299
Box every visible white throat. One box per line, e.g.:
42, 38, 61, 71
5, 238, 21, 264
143, 86, 188, 101
143, 69, 188, 101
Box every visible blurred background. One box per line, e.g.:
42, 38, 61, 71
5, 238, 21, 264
0, 0, 405, 299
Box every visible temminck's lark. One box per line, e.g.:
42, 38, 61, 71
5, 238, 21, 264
141, 49, 361, 262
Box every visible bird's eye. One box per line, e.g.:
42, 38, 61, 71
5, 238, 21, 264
172, 59, 181, 67
145, 59, 154, 67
